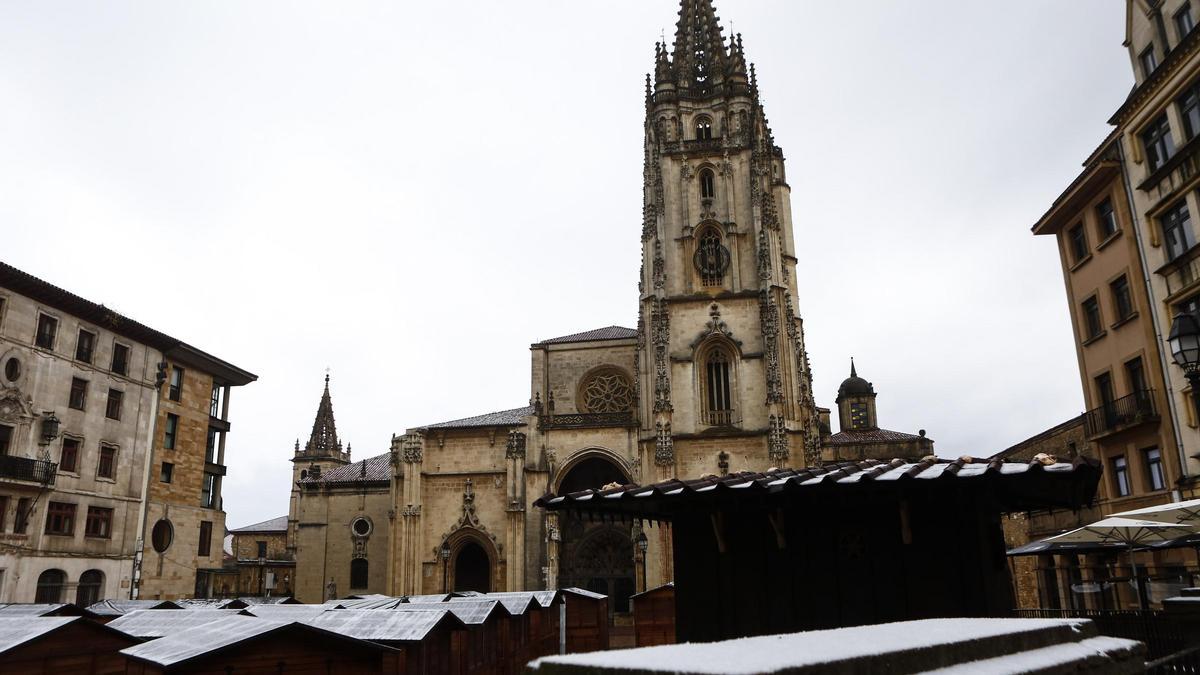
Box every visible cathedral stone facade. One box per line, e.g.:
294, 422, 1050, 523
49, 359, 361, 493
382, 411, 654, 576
288, 0, 828, 607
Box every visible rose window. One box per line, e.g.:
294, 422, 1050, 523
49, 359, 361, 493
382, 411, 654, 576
580, 370, 634, 413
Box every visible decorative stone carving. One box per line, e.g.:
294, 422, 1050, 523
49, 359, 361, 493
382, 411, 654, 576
757, 230, 772, 281
505, 431, 526, 459
578, 368, 635, 414
0, 388, 33, 424
691, 303, 742, 349
434, 478, 502, 559
400, 434, 423, 464
651, 299, 673, 414
652, 240, 665, 289
760, 292, 784, 404
680, 162, 694, 181
654, 421, 674, 466
768, 414, 789, 461
717, 451, 730, 476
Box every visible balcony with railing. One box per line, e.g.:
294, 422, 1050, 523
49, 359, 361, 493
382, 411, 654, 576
0, 454, 57, 485
704, 409, 734, 427
1083, 390, 1159, 439
1160, 243, 1200, 297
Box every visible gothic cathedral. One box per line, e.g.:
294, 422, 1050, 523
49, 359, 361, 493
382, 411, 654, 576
287, 0, 823, 611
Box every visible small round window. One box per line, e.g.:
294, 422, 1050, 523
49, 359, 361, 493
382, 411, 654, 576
351, 517, 371, 537
151, 519, 174, 553
3, 357, 19, 383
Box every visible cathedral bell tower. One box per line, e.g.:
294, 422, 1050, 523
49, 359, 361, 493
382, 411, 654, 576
636, 0, 821, 479
287, 374, 351, 557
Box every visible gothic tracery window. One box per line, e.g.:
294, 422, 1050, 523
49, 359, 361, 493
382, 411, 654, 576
699, 168, 715, 200
579, 368, 634, 413
703, 346, 734, 426
694, 227, 730, 287
695, 117, 713, 140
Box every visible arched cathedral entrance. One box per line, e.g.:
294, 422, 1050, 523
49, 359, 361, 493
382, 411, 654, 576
556, 455, 637, 617
453, 540, 491, 593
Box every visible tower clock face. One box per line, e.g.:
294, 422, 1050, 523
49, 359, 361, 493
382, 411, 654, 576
850, 402, 868, 429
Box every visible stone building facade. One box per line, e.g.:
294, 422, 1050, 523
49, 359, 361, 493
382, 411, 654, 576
0, 261, 254, 604
289, 0, 828, 609
225, 515, 293, 599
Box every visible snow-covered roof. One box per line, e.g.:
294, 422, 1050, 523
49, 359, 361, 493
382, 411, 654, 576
87, 599, 183, 617
303, 609, 464, 642
398, 600, 508, 624
0, 603, 94, 618
536, 457, 1101, 521
242, 605, 335, 622
527, 618, 1130, 674
0, 617, 77, 654
108, 609, 239, 639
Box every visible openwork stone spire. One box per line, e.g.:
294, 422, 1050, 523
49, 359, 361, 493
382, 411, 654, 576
299, 373, 347, 461
670, 0, 728, 91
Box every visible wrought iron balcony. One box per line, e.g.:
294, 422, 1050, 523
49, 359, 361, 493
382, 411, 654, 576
704, 410, 734, 427
0, 455, 57, 485
1083, 390, 1158, 439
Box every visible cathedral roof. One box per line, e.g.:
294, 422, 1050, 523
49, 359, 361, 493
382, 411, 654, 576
299, 452, 390, 485
825, 428, 929, 446
420, 405, 535, 430
229, 516, 288, 533
535, 325, 637, 346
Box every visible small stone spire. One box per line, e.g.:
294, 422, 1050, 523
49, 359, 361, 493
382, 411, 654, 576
850, 358, 857, 379
727, 33, 747, 79
304, 373, 341, 458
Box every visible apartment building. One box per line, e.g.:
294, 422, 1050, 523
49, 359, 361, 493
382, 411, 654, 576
0, 261, 255, 603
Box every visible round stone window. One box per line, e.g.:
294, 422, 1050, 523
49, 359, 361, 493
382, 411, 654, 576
578, 367, 634, 413
151, 519, 173, 553
351, 517, 371, 537
3, 357, 19, 383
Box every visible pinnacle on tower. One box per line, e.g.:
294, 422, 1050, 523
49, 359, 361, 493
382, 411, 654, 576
850, 358, 857, 378
302, 373, 341, 458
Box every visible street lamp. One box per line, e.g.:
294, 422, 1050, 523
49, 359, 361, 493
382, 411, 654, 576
39, 411, 60, 446
1169, 313, 1200, 422
440, 542, 451, 593
635, 532, 648, 591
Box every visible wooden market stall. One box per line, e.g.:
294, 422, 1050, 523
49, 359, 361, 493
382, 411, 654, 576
0, 616, 140, 675
630, 582, 674, 647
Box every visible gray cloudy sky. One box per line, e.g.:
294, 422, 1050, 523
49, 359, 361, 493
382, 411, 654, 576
0, 2, 1131, 528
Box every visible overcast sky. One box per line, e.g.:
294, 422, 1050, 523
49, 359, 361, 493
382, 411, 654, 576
0, 2, 1132, 528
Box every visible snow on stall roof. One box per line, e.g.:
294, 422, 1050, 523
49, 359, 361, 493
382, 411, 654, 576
451, 594, 534, 615
396, 600, 504, 624
237, 595, 298, 605
108, 609, 237, 639
486, 590, 559, 608
563, 587, 607, 600
87, 599, 182, 616
0, 617, 77, 654
120, 616, 289, 667
0, 603, 80, 617
923, 636, 1143, 674
304, 609, 458, 642
241, 605, 333, 621
527, 618, 1092, 674
405, 594, 450, 603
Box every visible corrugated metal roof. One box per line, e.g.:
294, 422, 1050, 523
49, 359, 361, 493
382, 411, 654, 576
304, 609, 463, 642
0, 617, 77, 654
87, 599, 182, 617
0, 603, 89, 617
535, 457, 1102, 520
108, 609, 238, 639
448, 594, 535, 615
421, 406, 534, 430
398, 600, 506, 624
535, 326, 638, 345
484, 591, 560, 608
229, 515, 289, 533
242, 605, 334, 621
237, 596, 298, 605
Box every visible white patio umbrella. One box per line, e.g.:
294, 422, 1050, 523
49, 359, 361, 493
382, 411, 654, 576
1041, 517, 1194, 609
1112, 498, 1200, 526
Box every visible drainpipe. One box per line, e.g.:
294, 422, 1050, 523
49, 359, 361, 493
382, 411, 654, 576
130, 356, 164, 598
1116, 138, 1191, 486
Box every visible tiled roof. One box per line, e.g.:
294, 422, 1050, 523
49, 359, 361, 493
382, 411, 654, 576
420, 406, 534, 430
229, 515, 288, 533
825, 428, 928, 445
299, 453, 391, 485
535, 325, 637, 345
535, 457, 1102, 521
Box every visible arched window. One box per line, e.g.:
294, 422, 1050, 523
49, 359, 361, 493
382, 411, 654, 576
694, 227, 729, 287
695, 117, 713, 140
76, 569, 104, 607
35, 569, 65, 603
350, 558, 368, 589
703, 346, 734, 426
699, 168, 715, 200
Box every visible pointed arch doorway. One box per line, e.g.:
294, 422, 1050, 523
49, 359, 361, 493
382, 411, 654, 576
556, 453, 637, 617
453, 540, 491, 593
